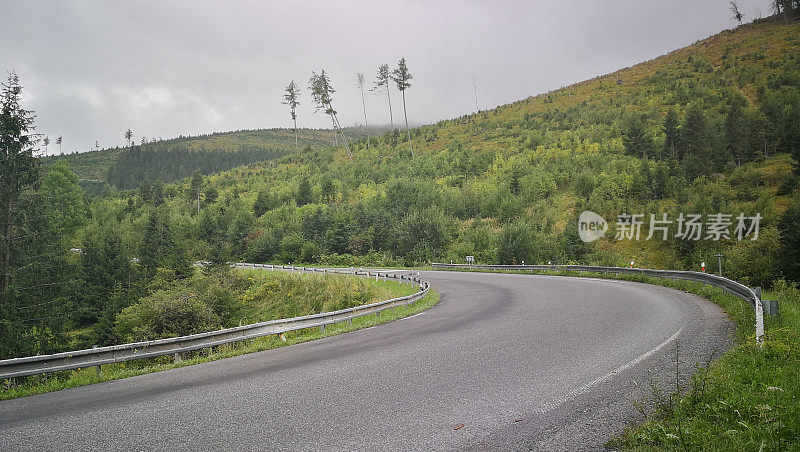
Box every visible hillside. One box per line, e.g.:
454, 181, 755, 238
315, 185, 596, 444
117, 17, 795, 281
72, 18, 799, 282
25, 16, 796, 355
44, 127, 366, 188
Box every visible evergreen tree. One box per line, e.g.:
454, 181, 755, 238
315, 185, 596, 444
725, 102, 746, 166
373, 64, 394, 130
730, 2, 744, 24
253, 189, 273, 217
190, 170, 202, 214
296, 177, 312, 206
391, 58, 414, 157
0, 72, 38, 296
779, 196, 800, 282
151, 180, 165, 206
680, 104, 712, 178
663, 109, 680, 160
1, 73, 78, 357
282, 80, 300, 150
356, 73, 370, 149
622, 117, 650, 158
309, 70, 351, 157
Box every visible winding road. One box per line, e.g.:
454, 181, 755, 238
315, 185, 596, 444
0, 271, 731, 451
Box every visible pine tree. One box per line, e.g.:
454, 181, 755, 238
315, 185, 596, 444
373, 64, 394, 130
309, 70, 351, 157
1, 73, 79, 357
0, 72, 39, 296
190, 170, 202, 214
681, 104, 709, 160
282, 81, 300, 150
780, 196, 800, 282
725, 103, 746, 166
296, 177, 312, 206
622, 117, 650, 158
730, 1, 744, 24
253, 189, 273, 217
663, 109, 680, 160
391, 58, 414, 157
356, 73, 370, 149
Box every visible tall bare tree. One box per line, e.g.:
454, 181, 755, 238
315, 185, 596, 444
391, 57, 414, 157
55, 135, 62, 154
309, 70, 351, 157
43, 136, 50, 157
372, 64, 394, 130
356, 73, 370, 149
124, 128, 133, 148
282, 80, 301, 150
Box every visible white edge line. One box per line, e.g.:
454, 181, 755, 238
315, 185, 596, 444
536, 326, 684, 414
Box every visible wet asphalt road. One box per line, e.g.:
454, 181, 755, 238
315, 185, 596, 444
0, 271, 731, 451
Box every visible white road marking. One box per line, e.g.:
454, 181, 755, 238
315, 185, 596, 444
536, 325, 684, 414
401, 312, 426, 321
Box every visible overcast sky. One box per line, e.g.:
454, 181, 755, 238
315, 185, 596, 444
1, 0, 768, 154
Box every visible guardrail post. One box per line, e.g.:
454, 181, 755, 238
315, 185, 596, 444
279, 333, 286, 341
174, 352, 182, 363
92, 345, 101, 378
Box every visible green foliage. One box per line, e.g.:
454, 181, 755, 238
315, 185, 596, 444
114, 272, 242, 342
295, 176, 313, 206
11, 17, 800, 361
497, 222, 534, 264
779, 196, 800, 281
612, 276, 800, 451
1, 74, 82, 359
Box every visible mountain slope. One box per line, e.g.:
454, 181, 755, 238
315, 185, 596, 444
44, 127, 362, 186
80, 17, 799, 288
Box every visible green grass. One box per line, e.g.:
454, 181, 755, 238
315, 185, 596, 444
433, 266, 800, 450
0, 275, 439, 401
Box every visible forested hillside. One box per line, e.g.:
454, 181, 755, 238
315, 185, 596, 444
44, 127, 366, 188
5, 16, 800, 358
106, 16, 795, 284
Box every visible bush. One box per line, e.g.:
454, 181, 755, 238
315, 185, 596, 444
114, 272, 245, 342
115, 289, 222, 342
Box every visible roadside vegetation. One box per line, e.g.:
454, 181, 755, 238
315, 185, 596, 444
0, 269, 436, 401
611, 275, 799, 450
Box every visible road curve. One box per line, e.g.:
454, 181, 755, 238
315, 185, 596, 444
0, 271, 731, 451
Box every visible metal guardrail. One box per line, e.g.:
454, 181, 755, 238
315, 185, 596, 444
0, 264, 430, 380
431, 263, 764, 344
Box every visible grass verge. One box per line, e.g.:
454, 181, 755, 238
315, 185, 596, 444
0, 276, 440, 401
433, 267, 799, 450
